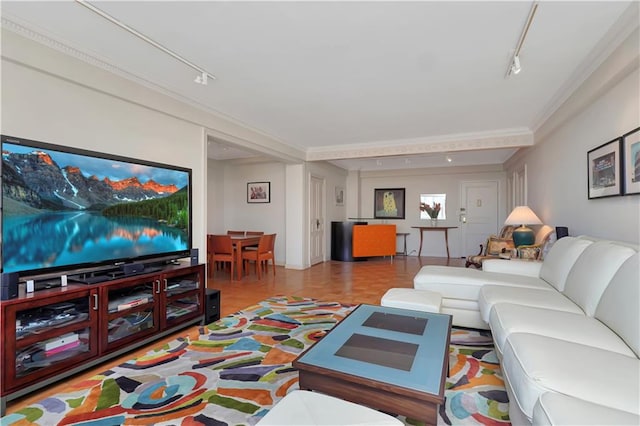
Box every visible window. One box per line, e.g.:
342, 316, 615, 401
420, 194, 446, 220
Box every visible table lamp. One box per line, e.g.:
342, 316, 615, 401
504, 206, 542, 247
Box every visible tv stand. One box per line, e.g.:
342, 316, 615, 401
69, 272, 112, 285
33, 278, 62, 291
0, 263, 206, 415
69, 264, 167, 285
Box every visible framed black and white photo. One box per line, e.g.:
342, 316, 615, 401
622, 127, 640, 195
374, 188, 405, 219
247, 182, 270, 203
587, 138, 622, 199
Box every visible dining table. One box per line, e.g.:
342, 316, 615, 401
230, 235, 261, 280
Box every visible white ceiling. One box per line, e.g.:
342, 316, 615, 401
1, 1, 636, 171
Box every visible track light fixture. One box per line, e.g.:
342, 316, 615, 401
506, 1, 538, 77
511, 55, 522, 75
76, 0, 216, 85
194, 72, 209, 85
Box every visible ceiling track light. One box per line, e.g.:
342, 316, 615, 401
194, 72, 208, 85
506, 1, 538, 77
511, 55, 521, 75
75, 0, 216, 84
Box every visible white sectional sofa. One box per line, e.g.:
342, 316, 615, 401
413, 236, 639, 425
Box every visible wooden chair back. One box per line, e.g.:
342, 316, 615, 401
258, 234, 274, 254
227, 230, 245, 236
212, 234, 233, 255
242, 234, 276, 279
210, 235, 235, 280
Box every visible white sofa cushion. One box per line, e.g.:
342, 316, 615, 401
482, 258, 543, 276
489, 304, 636, 358
561, 241, 637, 316
538, 236, 594, 291
502, 333, 640, 421
380, 288, 442, 313
413, 265, 553, 301
594, 253, 640, 357
533, 392, 640, 426
256, 390, 404, 425
478, 285, 583, 323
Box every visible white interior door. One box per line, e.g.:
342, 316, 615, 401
459, 181, 499, 257
310, 176, 324, 265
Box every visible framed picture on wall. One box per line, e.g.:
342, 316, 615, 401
587, 138, 622, 199
374, 188, 405, 219
247, 182, 270, 203
335, 186, 345, 206
622, 127, 640, 195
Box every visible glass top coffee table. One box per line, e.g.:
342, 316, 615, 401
293, 303, 452, 424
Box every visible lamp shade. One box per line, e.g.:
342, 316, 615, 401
504, 206, 542, 247
504, 206, 542, 226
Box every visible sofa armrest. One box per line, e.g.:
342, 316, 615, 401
482, 258, 542, 277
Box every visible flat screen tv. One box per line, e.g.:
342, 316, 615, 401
1, 134, 192, 282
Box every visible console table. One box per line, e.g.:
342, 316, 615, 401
411, 226, 458, 258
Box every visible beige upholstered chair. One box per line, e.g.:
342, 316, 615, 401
516, 225, 555, 260
465, 226, 515, 268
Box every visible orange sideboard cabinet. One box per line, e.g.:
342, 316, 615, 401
352, 224, 397, 258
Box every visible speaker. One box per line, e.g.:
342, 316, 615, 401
1, 272, 19, 300
556, 226, 569, 239
122, 263, 144, 275
190, 248, 199, 266
204, 289, 220, 324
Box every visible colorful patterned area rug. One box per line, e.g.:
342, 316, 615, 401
2, 296, 509, 425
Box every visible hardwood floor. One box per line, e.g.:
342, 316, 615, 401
5, 256, 464, 415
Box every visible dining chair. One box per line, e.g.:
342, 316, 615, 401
210, 234, 235, 280
227, 230, 245, 236
241, 234, 276, 279
243, 231, 265, 252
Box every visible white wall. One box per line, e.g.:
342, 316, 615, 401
357, 166, 507, 257
285, 163, 306, 269
220, 161, 287, 264
207, 158, 225, 234
307, 161, 349, 259
507, 30, 640, 244
1, 48, 209, 260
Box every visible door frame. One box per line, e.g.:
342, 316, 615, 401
309, 174, 325, 265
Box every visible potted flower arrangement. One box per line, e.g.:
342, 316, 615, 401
420, 202, 441, 226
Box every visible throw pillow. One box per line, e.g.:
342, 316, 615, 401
518, 245, 542, 260
486, 236, 515, 256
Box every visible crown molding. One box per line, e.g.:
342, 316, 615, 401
306, 128, 533, 161
1, 15, 168, 96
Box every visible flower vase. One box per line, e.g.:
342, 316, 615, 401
430, 218, 438, 227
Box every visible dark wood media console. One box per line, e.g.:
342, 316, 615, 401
0, 263, 206, 415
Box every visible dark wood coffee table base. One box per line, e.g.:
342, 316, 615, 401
293, 304, 451, 426
296, 364, 444, 425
